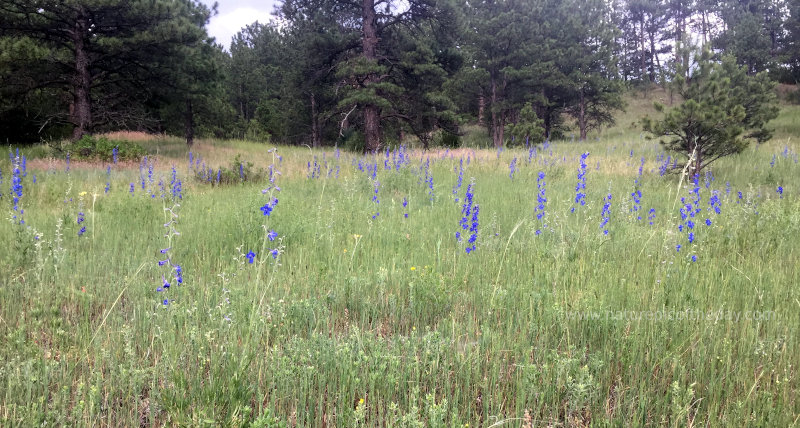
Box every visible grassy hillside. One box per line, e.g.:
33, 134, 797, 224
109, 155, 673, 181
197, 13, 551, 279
0, 90, 798, 426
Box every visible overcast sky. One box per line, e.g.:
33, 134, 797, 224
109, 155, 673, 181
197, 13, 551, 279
201, 0, 280, 50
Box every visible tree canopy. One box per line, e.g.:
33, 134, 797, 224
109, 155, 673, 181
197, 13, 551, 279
0, 0, 220, 141
0, 0, 797, 148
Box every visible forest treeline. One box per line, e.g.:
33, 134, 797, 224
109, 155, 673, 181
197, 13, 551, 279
1, 0, 799, 150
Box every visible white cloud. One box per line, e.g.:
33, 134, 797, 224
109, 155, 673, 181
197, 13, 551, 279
208, 7, 276, 50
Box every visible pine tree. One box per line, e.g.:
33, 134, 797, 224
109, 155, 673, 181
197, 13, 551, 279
280, 0, 459, 151
643, 48, 779, 173
0, 0, 214, 140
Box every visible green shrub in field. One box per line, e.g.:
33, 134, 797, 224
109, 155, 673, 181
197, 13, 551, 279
69, 135, 146, 161
341, 128, 366, 152
437, 131, 461, 149
194, 154, 267, 186
506, 102, 545, 148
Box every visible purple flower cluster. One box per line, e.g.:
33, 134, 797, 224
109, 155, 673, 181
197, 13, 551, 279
260, 197, 279, 216
77, 211, 86, 236
371, 179, 380, 220
571, 152, 589, 213
10, 152, 25, 224
599, 193, 612, 235
677, 175, 702, 256
456, 182, 479, 253
170, 166, 182, 200
157, 205, 184, 306
631, 184, 642, 221
452, 158, 463, 202
534, 171, 546, 235
307, 156, 321, 179
105, 166, 111, 194
259, 148, 284, 259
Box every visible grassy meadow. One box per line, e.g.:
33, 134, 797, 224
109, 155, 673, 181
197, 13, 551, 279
1, 97, 799, 426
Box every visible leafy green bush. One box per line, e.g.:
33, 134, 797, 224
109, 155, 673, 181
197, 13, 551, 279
341, 128, 365, 153
69, 135, 146, 162
194, 154, 267, 186
437, 131, 461, 149
506, 102, 545, 147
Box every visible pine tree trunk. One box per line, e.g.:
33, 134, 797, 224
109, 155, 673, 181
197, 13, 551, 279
185, 98, 194, 147
70, 8, 92, 140
311, 93, 320, 147
639, 18, 647, 85
701, 11, 709, 46
361, 0, 381, 153
649, 30, 659, 82
578, 89, 587, 141
674, 5, 685, 67
490, 78, 504, 147
477, 92, 485, 127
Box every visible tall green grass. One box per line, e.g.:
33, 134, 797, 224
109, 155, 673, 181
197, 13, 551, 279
1, 108, 799, 426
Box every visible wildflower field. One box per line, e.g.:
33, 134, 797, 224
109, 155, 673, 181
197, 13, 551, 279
1, 108, 800, 426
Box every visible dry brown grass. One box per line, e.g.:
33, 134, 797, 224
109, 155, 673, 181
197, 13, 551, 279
98, 131, 166, 142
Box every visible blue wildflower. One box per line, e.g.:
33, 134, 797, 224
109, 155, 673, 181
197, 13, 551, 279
631, 185, 642, 220
77, 211, 86, 236
174, 265, 183, 284
599, 193, 612, 235
534, 171, 546, 235
260, 197, 279, 216
457, 181, 479, 253
571, 152, 589, 213
246, 251, 256, 264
